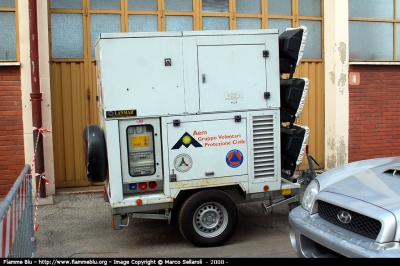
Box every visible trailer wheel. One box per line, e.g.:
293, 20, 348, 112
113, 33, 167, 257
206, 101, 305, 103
178, 189, 238, 247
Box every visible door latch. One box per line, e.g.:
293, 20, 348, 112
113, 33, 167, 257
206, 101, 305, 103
173, 120, 180, 126
170, 169, 176, 182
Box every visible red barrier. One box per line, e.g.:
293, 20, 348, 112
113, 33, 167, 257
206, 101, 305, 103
0, 127, 50, 257
0, 166, 30, 258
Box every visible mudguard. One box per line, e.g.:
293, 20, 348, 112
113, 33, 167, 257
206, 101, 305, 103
83, 125, 108, 183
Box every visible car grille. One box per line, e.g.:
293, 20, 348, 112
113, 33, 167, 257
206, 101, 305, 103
318, 201, 382, 240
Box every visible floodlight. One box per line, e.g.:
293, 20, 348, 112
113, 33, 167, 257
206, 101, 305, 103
279, 26, 308, 78
281, 124, 310, 177
280, 78, 309, 128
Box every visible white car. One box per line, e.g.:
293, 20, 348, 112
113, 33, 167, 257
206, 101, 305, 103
289, 157, 400, 258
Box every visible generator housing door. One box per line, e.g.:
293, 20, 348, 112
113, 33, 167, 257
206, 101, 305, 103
119, 118, 163, 184
197, 44, 267, 113
167, 113, 248, 182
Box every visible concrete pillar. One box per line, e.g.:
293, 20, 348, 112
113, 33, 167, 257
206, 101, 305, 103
19, 0, 55, 199
323, 0, 349, 169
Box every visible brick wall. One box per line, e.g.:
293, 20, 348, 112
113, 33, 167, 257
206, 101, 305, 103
349, 65, 400, 162
0, 66, 24, 198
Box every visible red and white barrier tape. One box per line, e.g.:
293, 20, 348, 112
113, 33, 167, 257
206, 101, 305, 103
30, 127, 51, 232
31, 127, 51, 170
0, 128, 50, 257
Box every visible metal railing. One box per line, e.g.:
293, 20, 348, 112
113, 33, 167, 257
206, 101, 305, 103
0, 165, 34, 258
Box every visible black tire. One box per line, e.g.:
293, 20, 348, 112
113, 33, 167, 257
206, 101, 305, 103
83, 125, 108, 183
178, 189, 238, 247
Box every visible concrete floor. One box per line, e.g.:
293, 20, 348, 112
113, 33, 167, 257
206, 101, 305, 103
34, 191, 298, 258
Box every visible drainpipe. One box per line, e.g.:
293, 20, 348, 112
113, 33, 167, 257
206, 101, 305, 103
29, 0, 46, 198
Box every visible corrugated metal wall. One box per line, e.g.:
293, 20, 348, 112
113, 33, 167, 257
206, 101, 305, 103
51, 61, 92, 187
295, 61, 325, 170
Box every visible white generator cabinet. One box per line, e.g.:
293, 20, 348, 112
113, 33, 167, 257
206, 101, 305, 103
96, 30, 280, 117
85, 28, 310, 248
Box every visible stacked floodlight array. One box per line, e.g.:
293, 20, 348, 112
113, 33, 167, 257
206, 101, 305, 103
279, 26, 310, 178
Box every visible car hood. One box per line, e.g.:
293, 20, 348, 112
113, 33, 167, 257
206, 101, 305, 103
317, 157, 400, 218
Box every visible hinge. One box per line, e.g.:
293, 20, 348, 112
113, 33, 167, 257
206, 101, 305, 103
235, 115, 241, 122
94, 60, 97, 66
232, 11, 236, 20
263, 50, 269, 58
161, 9, 164, 18
87, 87, 90, 100
173, 120, 180, 126
85, 6, 88, 16
264, 92, 270, 99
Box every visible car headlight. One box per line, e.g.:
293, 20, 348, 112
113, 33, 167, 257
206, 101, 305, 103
301, 179, 319, 212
